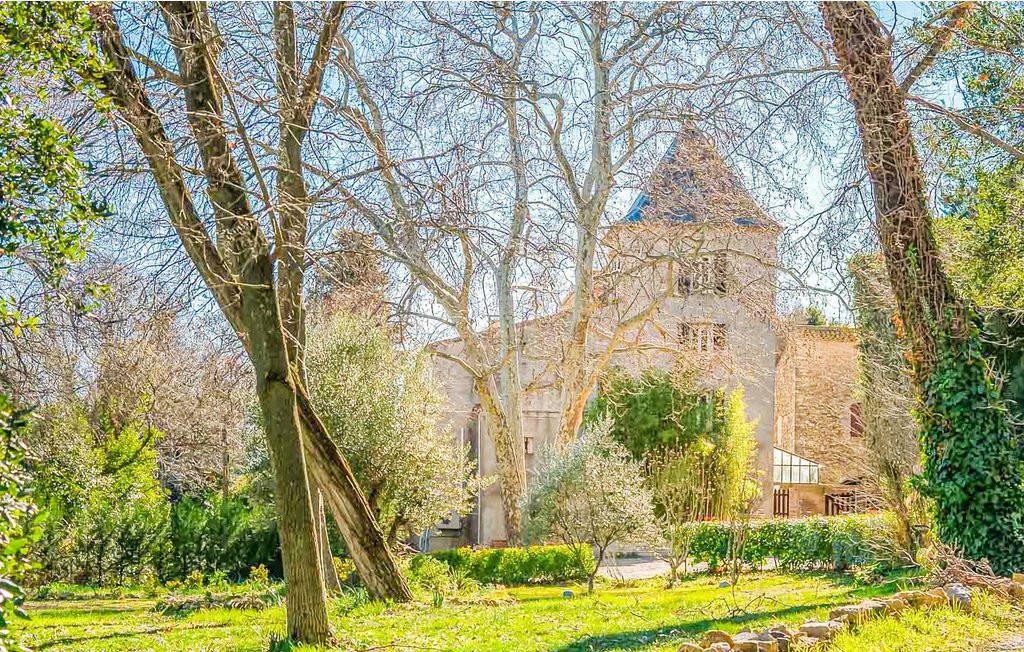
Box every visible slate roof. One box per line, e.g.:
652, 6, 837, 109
622, 125, 780, 230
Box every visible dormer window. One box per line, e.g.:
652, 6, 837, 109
677, 251, 729, 296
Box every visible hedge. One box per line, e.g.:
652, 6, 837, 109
411, 544, 595, 585
686, 513, 898, 571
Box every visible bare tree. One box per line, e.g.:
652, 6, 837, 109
85, 2, 412, 643
315, 2, 832, 540
850, 254, 925, 561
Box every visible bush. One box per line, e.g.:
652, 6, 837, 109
684, 513, 902, 572
410, 544, 594, 585
162, 491, 280, 583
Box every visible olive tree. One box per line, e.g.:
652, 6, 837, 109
305, 310, 480, 546
523, 416, 659, 593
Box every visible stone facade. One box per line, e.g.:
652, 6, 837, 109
773, 325, 870, 516
428, 128, 868, 547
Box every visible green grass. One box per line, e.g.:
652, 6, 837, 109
824, 592, 1024, 652
14, 572, 1023, 651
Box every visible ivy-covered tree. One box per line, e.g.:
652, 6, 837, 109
823, 1, 1024, 574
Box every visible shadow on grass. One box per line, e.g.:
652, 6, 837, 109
35, 621, 232, 649
548, 600, 837, 652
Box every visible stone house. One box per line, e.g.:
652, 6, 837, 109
427, 127, 869, 550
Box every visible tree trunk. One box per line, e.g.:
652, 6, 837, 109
822, 1, 1024, 574
91, 2, 411, 611
254, 365, 331, 643
588, 546, 605, 594
820, 1, 967, 368
477, 378, 526, 543
295, 388, 414, 601
314, 489, 343, 594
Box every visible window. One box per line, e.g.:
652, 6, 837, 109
679, 322, 727, 352
524, 436, 535, 455
677, 252, 729, 296
713, 252, 729, 295
773, 447, 821, 484
849, 402, 864, 437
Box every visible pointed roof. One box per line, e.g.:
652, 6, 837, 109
622, 125, 781, 230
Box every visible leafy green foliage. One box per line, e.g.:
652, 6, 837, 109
651, 387, 759, 572
522, 417, 658, 591
163, 493, 280, 583
585, 367, 717, 459
0, 3, 108, 332
806, 304, 826, 326
938, 161, 1024, 309
684, 513, 902, 573
305, 310, 479, 541
917, 330, 1024, 575
34, 417, 170, 586
0, 394, 44, 651
410, 544, 594, 585
925, 5, 1024, 310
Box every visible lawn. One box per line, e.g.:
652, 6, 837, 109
16, 572, 1024, 651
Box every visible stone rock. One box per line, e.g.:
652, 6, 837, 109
767, 630, 792, 652
1010, 581, 1024, 600
718, 580, 732, 588
733, 632, 779, 652
828, 599, 886, 623
894, 590, 926, 607
1012, 572, 1024, 585
828, 604, 868, 624
705, 643, 732, 652
798, 620, 843, 641
942, 583, 972, 609
881, 597, 909, 615
700, 631, 734, 648
922, 588, 948, 606
676, 644, 703, 652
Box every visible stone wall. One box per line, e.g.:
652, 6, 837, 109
777, 326, 869, 487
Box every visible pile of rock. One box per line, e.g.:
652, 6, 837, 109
677, 583, 974, 652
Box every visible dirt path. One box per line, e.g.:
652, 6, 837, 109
596, 558, 672, 580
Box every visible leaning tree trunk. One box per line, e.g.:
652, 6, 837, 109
91, 2, 412, 610
820, 1, 967, 366
246, 287, 331, 643
822, 0, 1024, 574
295, 387, 414, 599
